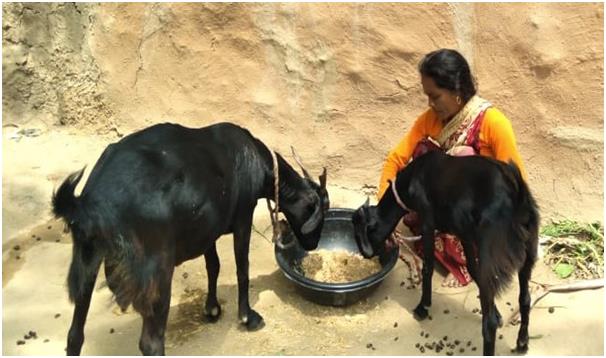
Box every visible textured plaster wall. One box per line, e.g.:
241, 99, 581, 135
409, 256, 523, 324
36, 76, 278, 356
2, 2, 603, 221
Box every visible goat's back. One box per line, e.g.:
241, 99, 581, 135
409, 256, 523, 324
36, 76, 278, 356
405, 152, 520, 223
80, 122, 265, 238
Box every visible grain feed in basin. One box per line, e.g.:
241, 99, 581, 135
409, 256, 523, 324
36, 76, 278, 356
301, 249, 381, 283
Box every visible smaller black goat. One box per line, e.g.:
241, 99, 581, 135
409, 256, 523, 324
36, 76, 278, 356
353, 150, 539, 356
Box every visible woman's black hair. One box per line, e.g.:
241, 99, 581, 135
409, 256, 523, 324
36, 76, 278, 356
418, 49, 476, 102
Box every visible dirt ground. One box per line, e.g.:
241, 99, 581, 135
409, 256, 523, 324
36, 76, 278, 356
2, 127, 604, 356
2, 3, 604, 355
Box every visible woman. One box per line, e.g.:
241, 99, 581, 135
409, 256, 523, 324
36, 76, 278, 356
378, 48, 527, 287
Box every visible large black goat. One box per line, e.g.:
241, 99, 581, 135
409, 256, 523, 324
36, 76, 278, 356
352, 150, 539, 356
52, 122, 329, 355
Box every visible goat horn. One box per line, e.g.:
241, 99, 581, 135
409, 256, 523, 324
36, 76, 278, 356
319, 167, 327, 188
290, 146, 312, 180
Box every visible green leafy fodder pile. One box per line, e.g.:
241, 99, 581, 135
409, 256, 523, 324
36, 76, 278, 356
541, 220, 604, 279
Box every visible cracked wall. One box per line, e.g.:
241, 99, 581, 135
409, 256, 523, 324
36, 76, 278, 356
2, 3, 113, 132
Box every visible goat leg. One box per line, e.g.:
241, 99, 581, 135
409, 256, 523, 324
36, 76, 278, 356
66, 275, 98, 356
234, 216, 265, 331
203, 243, 222, 322
139, 287, 172, 355
66, 253, 102, 356
414, 230, 435, 320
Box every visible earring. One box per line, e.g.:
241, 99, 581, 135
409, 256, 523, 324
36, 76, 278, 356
456, 96, 462, 105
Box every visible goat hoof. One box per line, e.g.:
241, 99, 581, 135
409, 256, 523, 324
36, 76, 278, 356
243, 310, 265, 331
203, 303, 222, 323
66, 347, 81, 356
515, 339, 529, 354
66, 331, 84, 356
515, 343, 528, 354
413, 305, 429, 320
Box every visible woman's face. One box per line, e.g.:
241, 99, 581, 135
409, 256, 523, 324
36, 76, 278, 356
421, 75, 462, 122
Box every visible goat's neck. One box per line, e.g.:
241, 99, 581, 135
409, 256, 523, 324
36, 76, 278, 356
376, 179, 408, 236
260, 146, 302, 207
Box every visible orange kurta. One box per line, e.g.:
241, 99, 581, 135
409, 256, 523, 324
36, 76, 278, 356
378, 107, 527, 199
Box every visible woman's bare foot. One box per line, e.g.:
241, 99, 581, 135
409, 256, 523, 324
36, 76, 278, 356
441, 272, 466, 288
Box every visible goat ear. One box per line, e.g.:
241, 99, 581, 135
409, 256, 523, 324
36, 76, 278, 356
365, 204, 378, 228
364, 197, 370, 208
301, 200, 322, 234
368, 214, 378, 228
319, 167, 327, 188
353, 206, 374, 258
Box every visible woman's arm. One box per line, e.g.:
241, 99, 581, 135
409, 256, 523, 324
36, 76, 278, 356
482, 107, 528, 180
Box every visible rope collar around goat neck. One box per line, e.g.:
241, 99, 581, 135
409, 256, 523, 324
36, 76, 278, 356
389, 176, 408, 211
265, 149, 293, 249
266, 149, 279, 238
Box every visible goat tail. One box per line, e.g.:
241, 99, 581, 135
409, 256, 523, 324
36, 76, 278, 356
52, 168, 86, 223
53, 168, 104, 303
477, 162, 540, 298
506, 161, 540, 244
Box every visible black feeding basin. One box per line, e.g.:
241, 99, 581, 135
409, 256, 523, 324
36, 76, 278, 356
275, 208, 398, 306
